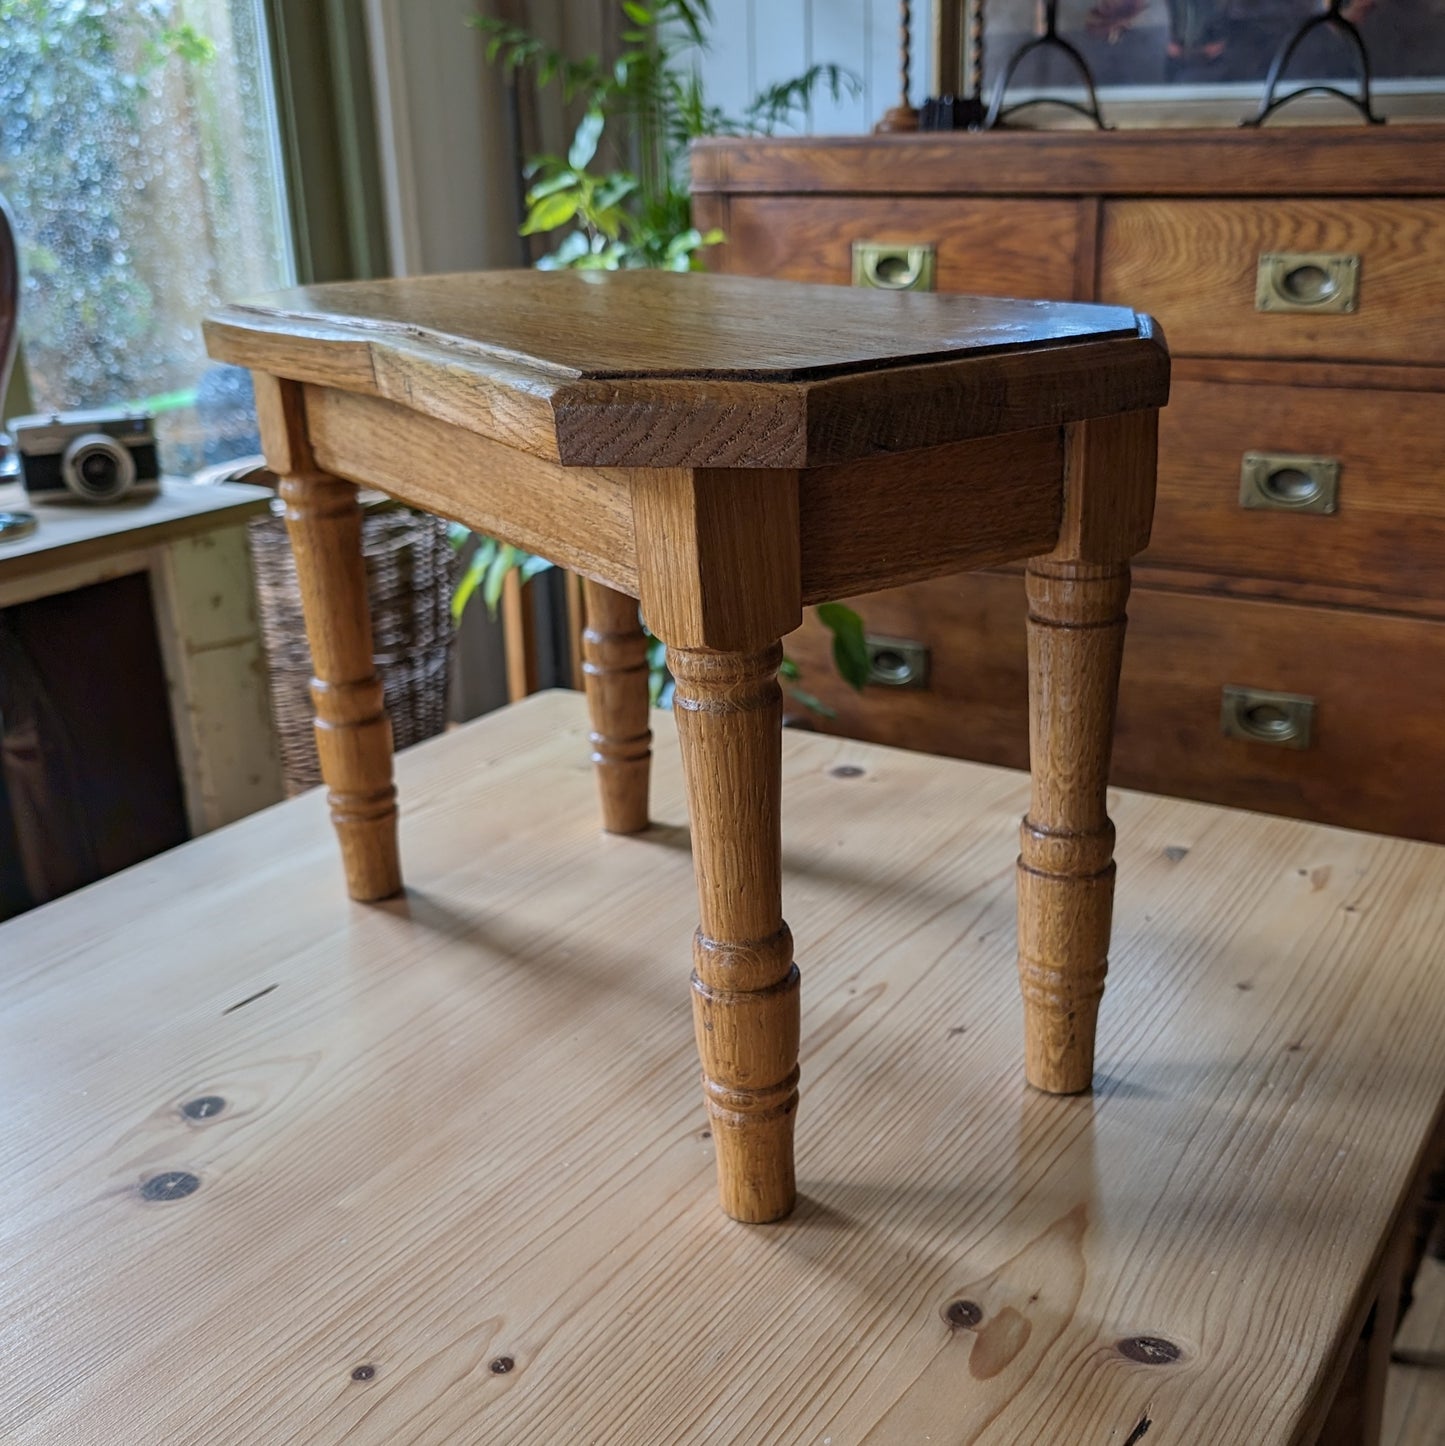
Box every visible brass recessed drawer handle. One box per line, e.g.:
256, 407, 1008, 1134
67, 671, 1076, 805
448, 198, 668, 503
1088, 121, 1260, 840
864, 634, 931, 688
1221, 686, 1316, 749
852, 242, 936, 292
1256, 252, 1359, 313
1239, 452, 1340, 514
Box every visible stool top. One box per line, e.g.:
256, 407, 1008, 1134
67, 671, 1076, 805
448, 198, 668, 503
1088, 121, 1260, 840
206, 270, 1168, 468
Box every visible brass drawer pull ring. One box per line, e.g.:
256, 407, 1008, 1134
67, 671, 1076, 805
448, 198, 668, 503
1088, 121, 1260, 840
1221, 686, 1316, 750
1256, 253, 1360, 314
864, 635, 930, 689
1239, 453, 1340, 514
852, 242, 936, 292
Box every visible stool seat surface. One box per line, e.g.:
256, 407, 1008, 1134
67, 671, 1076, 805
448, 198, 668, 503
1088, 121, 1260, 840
206, 271, 1168, 469
2, 692, 1442, 1444
211, 269, 1140, 381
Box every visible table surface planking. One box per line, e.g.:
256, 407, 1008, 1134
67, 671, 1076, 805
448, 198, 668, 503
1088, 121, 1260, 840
1, 690, 1443, 1445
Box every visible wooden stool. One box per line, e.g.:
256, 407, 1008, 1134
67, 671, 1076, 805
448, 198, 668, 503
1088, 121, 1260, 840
206, 272, 1168, 1224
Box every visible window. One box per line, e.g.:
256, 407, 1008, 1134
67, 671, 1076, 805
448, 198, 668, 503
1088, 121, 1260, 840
0, 0, 294, 473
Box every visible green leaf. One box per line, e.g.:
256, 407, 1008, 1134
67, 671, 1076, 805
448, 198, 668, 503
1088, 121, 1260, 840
778, 657, 801, 680
158, 25, 215, 65
451, 552, 485, 621
594, 174, 638, 210
520, 189, 580, 235
451, 534, 498, 620
546, 231, 592, 266
664, 227, 702, 258
478, 0, 850, 279
742, 63, 863, 136
519, 553, 555, 582
568, 108, 605, 170
527, 168, 580, 201
483, 544, 519, 616
815, 602, 869, 691
783, 684, 837, 720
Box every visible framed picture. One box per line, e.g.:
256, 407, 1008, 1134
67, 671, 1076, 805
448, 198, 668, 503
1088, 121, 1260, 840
934, 0, 1445, 124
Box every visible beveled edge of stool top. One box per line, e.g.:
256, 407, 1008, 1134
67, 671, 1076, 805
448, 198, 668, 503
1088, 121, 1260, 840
206, 270, 1169, 470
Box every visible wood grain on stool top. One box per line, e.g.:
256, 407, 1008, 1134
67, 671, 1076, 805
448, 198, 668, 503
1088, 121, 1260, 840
205, 270, 1167, 469
208, 270, 1140, 380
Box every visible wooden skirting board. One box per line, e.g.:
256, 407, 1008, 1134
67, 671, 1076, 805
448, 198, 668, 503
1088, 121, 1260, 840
2, 691, 1443, 1443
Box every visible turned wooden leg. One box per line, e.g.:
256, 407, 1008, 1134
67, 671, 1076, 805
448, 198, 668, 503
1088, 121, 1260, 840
256, 375, 400, 902
629, 464, 802, 1222
1017, 560, 1128, 1093
671, 643, 799, 1224
580, 579, 651, 834
1016, 410, 1158, 1095
281, 473, 401, 901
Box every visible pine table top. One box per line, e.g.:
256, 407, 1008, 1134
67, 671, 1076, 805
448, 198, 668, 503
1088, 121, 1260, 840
2, 691, 1441, 1443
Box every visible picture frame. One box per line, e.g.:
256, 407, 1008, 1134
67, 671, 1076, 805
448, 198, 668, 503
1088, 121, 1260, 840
930, 0, 1445, 127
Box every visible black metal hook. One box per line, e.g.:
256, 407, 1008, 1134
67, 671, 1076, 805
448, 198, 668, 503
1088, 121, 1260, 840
1244, 0, 1385, 127
983, 0, 1109, 131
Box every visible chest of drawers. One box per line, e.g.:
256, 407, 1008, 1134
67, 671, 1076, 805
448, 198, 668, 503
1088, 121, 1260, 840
692, 127, 1445, 843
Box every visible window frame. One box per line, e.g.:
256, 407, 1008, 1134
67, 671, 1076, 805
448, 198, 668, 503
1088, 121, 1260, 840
264, 0, 390, 286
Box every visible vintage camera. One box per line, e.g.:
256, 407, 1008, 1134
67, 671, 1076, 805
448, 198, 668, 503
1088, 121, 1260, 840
9, 408, 160, 505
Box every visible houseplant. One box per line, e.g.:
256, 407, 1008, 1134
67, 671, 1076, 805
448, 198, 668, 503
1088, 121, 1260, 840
461, 0, 870, 706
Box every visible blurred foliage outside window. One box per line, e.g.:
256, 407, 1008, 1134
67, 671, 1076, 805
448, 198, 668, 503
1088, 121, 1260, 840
0, 0, 293, 473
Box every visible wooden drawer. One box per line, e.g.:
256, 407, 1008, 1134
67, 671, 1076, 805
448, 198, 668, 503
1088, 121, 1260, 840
718, 197, 1082, 298
1144, 373, 1445, 610
786, 575, 1445, 843
1099, 200, 1445, 364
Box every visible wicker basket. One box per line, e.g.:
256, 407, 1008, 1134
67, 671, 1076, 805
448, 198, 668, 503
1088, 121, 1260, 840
250, 494, 458, 795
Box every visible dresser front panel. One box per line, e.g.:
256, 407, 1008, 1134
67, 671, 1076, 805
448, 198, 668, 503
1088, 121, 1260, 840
720, 196, 1083, 298
786, 575, 1445, 844
1147, 375, 1445, 608
702, 130, 1445, 842
1099, 199, 1445, 363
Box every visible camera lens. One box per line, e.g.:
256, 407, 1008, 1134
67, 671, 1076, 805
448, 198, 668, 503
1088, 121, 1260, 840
61, 433, 136, 502
79, 451, 116, 490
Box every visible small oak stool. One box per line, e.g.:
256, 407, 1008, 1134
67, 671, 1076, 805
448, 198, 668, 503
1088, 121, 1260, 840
206, 272, 1168, 1225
